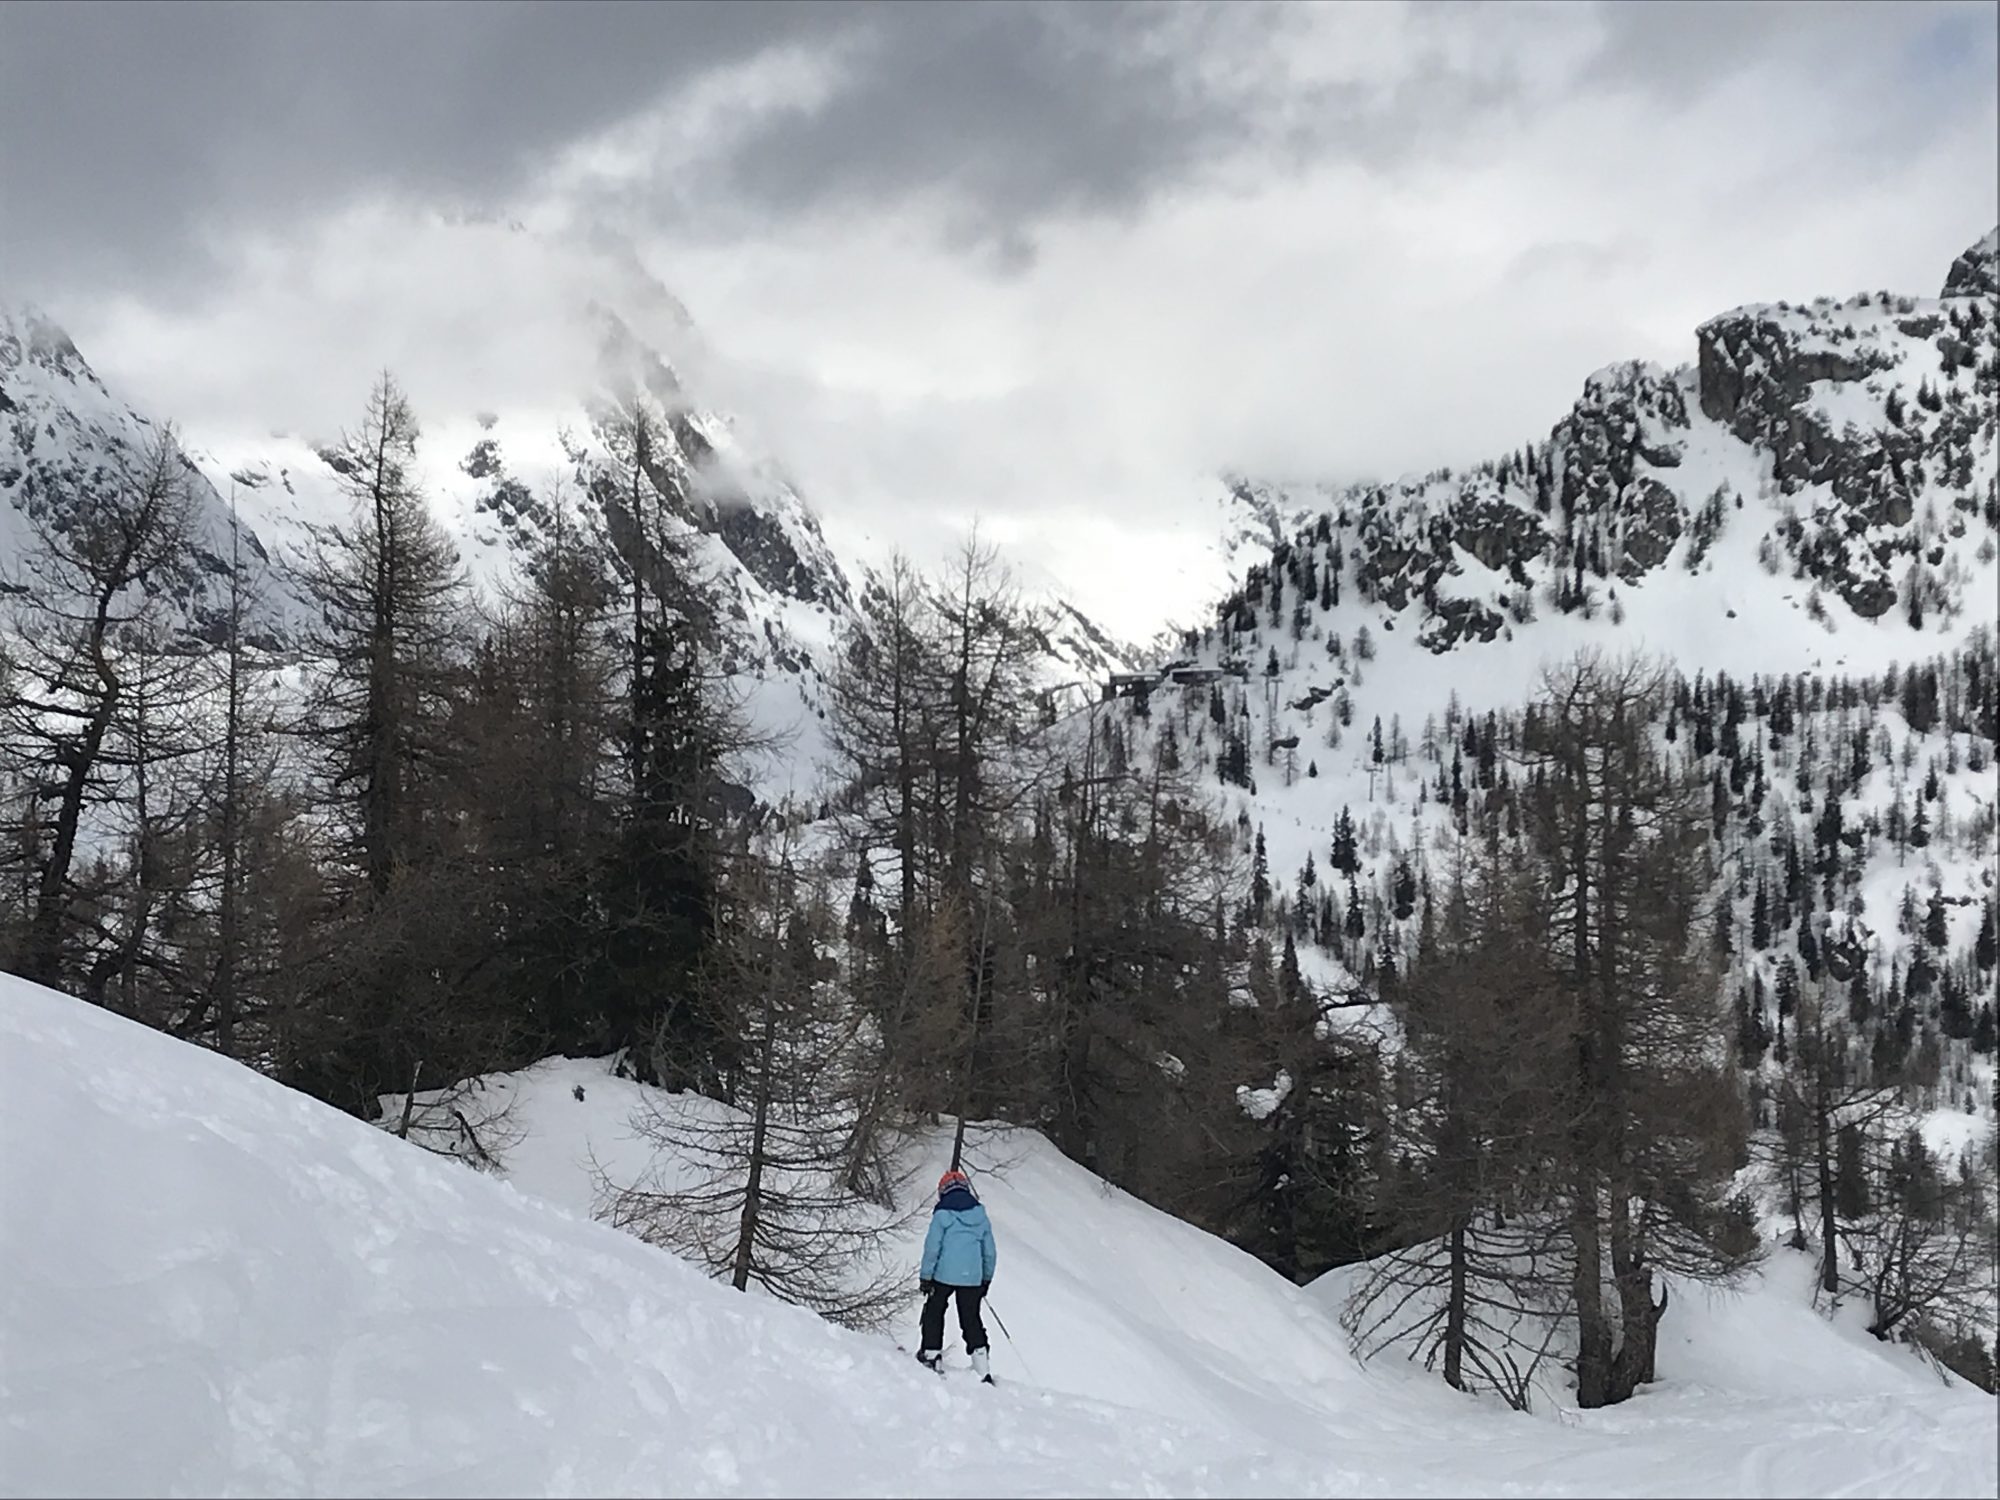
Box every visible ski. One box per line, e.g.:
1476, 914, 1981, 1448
896, 1344, 992, 1382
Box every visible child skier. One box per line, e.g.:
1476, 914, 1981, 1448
916, 1167, 998, 1382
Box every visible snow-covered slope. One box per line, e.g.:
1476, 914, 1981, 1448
0, 970, 1323, 1498
365, 1043, 1994, 1499
4, 972, 1994, 1496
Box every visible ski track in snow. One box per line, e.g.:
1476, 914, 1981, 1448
7, 979, 1986, 1500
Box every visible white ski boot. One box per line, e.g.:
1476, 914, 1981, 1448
970, 1347, 992, 1384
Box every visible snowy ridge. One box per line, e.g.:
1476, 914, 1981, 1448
0, 305, 305, 642
9, 972, 1987, 1499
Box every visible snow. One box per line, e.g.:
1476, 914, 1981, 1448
3, 975, 1994, 1496
1236, 1069, 1294, 1121
0, 973, 1330, 1498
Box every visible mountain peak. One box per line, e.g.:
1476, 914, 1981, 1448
1942, 226, 1998, 299
0, 301, 109, 398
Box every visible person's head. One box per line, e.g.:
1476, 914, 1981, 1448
937, 1168, 971, 1198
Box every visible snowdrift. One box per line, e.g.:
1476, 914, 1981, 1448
2, 975, 1994, 1498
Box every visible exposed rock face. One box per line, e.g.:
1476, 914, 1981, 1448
714, 498, 833, 607
1943, 228, 1999, 299
1451, 492, 1546, 579
1612, 476, 1684, 581
1416, 595, 1506, 653
1559, 361, 1688, 512
580, 305, 855, 620
1696, 314, 1883, 432
1694, 306, 1908, 529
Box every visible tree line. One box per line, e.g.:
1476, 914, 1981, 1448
2, 375, 1992, 1400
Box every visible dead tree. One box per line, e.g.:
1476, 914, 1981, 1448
0, 425, 199, 990
600, 840, 911, 1330
1847, 1127, 1996, 1362
1764, 976, 1903, 1295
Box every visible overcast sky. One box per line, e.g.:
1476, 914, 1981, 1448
2, 0, 1995, 641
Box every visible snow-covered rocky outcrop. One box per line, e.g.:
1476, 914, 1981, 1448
1195, 227, 1997, 672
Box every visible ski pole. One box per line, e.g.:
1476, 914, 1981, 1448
986, 1298, 1034, 1383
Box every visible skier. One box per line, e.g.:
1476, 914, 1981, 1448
916, 1167, 998, 1382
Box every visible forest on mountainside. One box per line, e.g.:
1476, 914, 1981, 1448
3, 357, 1995, 1410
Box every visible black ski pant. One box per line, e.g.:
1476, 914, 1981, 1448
920, 1281, 988, 1354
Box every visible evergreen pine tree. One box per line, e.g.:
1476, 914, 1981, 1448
1250, 829, 1271, 922
1923, 891, 1949, 949
1834, 1124, 1871, 1220
1391, 862, 1417, 922
1775, 956, 1799, 1021
1736, 986, 1769, 1066
1331, 806, 1359, 875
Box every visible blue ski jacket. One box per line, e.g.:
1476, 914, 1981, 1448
921, 1184, 997, 1287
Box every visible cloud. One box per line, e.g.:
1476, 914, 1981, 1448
0, 1, 837, 296
3, 0, 1994, 642
1583, 0, 1992, 102
2, 1, 1324, 295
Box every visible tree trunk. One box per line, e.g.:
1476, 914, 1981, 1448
1566, 731, 1615, 1409
894, 652, 917, 963
395, 1060, 424, 1139
26, 653, 117, 988
1607, 1202, 1661, 1401
1814, 1075, 1839, 1295
1443, 1213, 1469, 1391
732, 979, 778, 1293
628, 460, 647, 803
1571, 1172, 1612, 1407
217, 513, 244, 1060
363, 417, 400, 902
